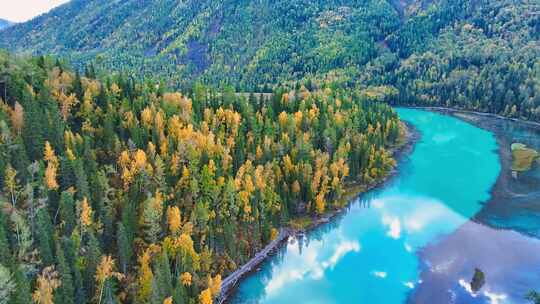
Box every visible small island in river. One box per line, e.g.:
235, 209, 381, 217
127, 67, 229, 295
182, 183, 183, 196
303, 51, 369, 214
511, 143, 539, 174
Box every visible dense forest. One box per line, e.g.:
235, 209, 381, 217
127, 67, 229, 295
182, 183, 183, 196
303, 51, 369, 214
0, 52, 401, 304
0, 0, 538, 121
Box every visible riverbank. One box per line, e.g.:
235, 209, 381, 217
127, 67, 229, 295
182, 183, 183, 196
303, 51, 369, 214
218, 121, 420, 303
437, 109, 540, 238
405, 108, 540, 304
407, 106, 540, 128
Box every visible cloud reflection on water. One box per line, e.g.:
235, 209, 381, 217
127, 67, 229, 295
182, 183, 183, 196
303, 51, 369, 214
230, 109, 517, 304
264, 233, 360, 297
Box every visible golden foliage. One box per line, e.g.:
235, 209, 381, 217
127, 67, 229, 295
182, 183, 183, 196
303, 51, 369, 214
133, 149, 147, 170
292, 180, 301, 194
66, 148, 76, 161
44, 163, 59, 190
43, 141, 57, 164
118, 150, 130, 168
59, 93, 78, 121
167, 206, 182, 235
163, 297, 173, 304
110, 83, 122, 96
11, 102, 24, 133
270, 228, 279, 241
43, 142, 60, 190
95, 256, 124, 301
141, 107, 153, 128
137, 248, 154, 302
80, 197, 93, 228
255, 145, 263, 160
81, 89, 94, 117
180, 272, 192, 286
315, 192, 326, 215
208, 274, 222, 297
278, 111, 288, 129
163, 92, 182, 105
33, 266, 61, 304
199, 288, 213, 304
4, 165, 18, 203
294, 111, 303, 128
118, 149, 151, 189
95, 255, 123, 284
281, 92, 289, 104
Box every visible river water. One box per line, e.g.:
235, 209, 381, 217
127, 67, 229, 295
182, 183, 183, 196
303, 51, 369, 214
230, 109, 540, 304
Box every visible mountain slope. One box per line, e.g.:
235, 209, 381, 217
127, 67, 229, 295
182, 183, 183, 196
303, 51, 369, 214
0, 19, 14, 30
0, 0, 403, 87
0, 0, 538, 120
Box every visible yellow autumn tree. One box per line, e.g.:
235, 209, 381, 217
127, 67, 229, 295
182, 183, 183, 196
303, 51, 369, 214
59, 93, 78, 121
167, 206, 182, 236
11, 101, 24, 134
80, 197, 93, 229
33, 266, 61, 304
43, 141, 59, 190
95, 256, 124, 304
315, 192, 326, 215
180, 272, 192, 286
278, 111, 288, 129
137, 248, 154, 302
141, 107, 153, 128
4, 165, 19, 207
209, 274, 222, 296
175, 233, 200, 271
44, 164, 59, 190
199, 288, 213, 304
163, 297, 173, 304
270, 228, 279, 241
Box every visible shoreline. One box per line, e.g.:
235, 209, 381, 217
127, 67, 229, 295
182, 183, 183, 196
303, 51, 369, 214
405, 106, 540, 129
438, 108, 540, 239
404, 107, 540, 303
218, 120, 420, 304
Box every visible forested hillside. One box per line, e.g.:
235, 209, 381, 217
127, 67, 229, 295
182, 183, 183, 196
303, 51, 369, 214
0, 52, 400, 304
0, 0, 401, 87
0, 0, 538, 121
0, 19, 14, 30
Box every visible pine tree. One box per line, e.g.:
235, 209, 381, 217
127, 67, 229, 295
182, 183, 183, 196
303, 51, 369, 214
151, 252, 173, 303
116, 223, 132, 274
72, 71, 83, 101
140, 191, 163, 244
73, 160, 90, 200
45, 98, 65, 151
36, 208, 55, 266
55, 241, 75, 304
22, 97, 46, 161
0, 264, 15, 304
60, 237, 87, 304
59, 191, 76, 236
96, 85, 108, 109
172, 278, 188, 304
0, 213, 11, 265
10, 266, 33, 304
84, 232, 102, 298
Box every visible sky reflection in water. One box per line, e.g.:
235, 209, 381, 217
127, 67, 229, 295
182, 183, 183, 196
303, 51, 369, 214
230, 109, 509, 304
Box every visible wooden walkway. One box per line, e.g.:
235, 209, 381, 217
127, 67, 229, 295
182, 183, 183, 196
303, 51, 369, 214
218, 228, 294, 304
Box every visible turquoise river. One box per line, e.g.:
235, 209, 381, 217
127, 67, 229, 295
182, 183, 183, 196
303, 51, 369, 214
229, 109, 540, 303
